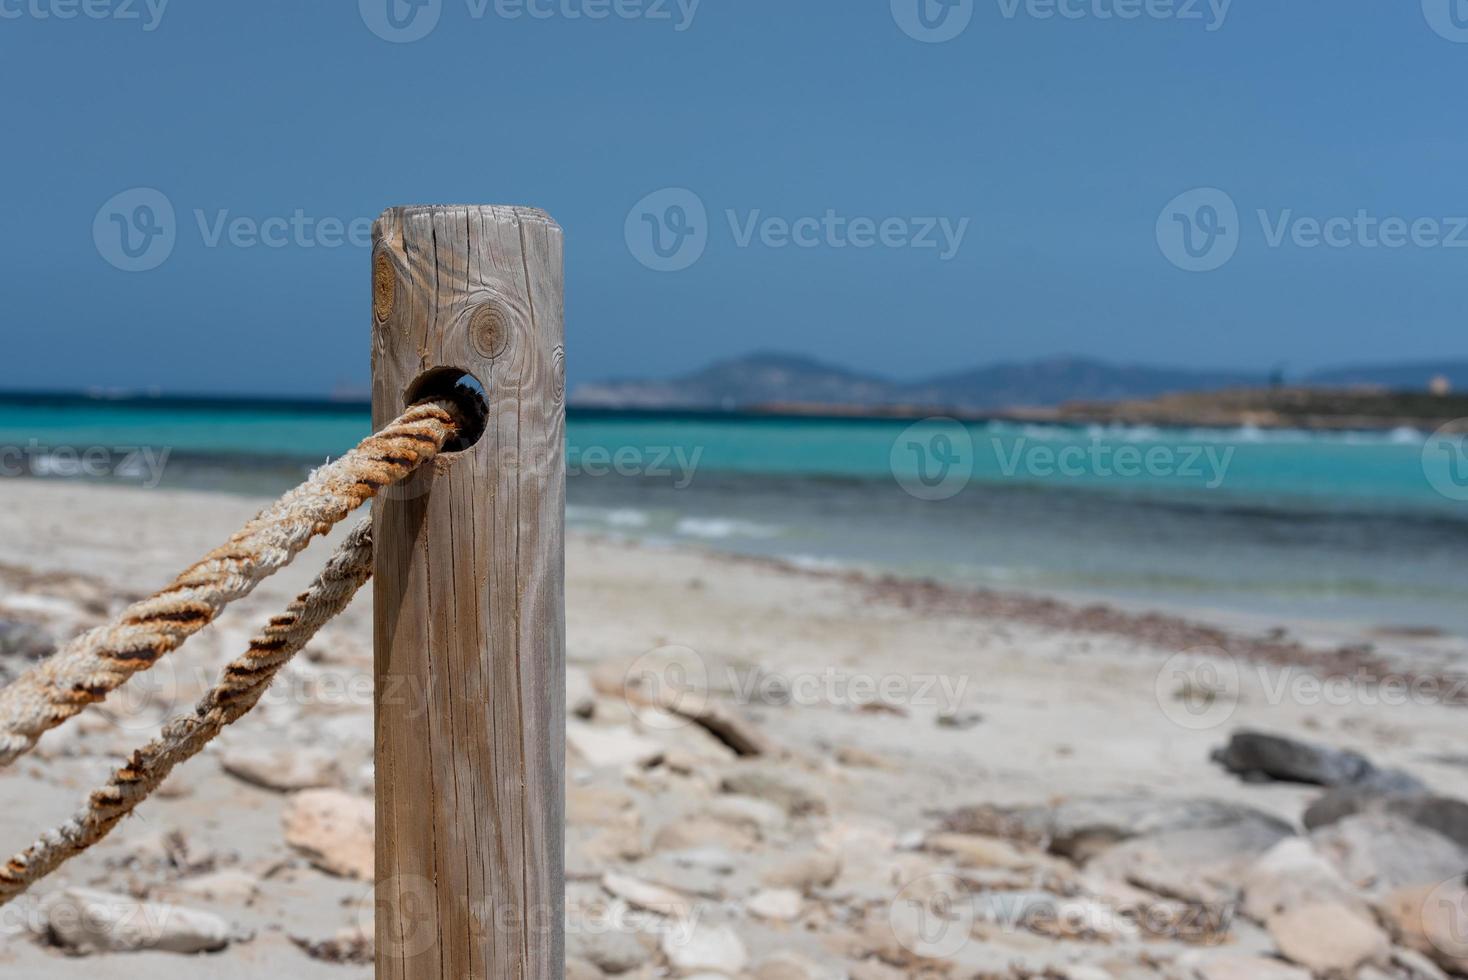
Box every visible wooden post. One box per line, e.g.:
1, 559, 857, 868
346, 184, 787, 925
371, 205, 565, 979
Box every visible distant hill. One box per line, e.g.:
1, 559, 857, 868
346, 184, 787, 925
572, 353, 896, 411
1305, 360, 1468, 391
570, 351, 1468, 414
900, 358, 1263, 410
573, 352, 1269, 412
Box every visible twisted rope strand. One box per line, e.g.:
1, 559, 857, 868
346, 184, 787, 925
0, 399, 460, 767
0, 520, 377, 905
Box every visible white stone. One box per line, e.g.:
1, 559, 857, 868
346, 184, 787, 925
40, 888, 231, 955
747, 888, 803, 921
661, 921, 748, 975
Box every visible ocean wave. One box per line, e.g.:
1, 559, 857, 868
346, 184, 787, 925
984, 420, 1431, 446
566, 506, 652, 528
674, 517, 783, 540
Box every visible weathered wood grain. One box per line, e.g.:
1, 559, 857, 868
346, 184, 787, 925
372, 205, 565, 980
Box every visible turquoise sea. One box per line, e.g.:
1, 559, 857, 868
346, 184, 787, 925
2, 393, 1466, 634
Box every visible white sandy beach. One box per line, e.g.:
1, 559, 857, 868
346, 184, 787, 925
0, 481, 1464, 979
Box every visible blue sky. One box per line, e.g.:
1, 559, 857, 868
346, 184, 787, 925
2, 1, 1465, 396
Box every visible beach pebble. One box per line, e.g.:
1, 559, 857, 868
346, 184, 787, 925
1240, 837, 1368, 922
721, 765, 827, 816
655, 815, 758, 853
40, 888, 231, 955
752, 950, 841, 979
747, 888, 803, 921
1378, 878, 1468, 976
221, 744, 340, 792
705, 794, 787, 836
568, 721, 664, 769
925, 832, 1039, 871
661, 921, 748, 975
571, 927, 651, 974
1306, 791, 1468, 851
1311, 811, 1468, 898
150, 868, 262, 905
0, 618, 54, 662
1266, 901, 1390, 974
567, 665, 596, 718
760, 849, 841, 892
282, 788, 374, 880
568, 784, 640, 829
1178, 952, 1312, 980
667, 846, 738, 874
935, 710, 984, 730
1085, 814, 1294, 905
566, 956, 602, 980
601, 872, 692, 917
944, 795, 1291, 862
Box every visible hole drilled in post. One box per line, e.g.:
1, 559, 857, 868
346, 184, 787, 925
407, 367, 489, 454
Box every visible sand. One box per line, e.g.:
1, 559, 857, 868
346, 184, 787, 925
0, 481, 1464, 977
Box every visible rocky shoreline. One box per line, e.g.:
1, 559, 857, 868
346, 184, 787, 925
0, 482, 1462, 978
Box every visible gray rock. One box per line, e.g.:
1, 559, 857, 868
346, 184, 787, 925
1086, 813, 1295, 904
1266, 901, 1391, 974
40, 888, 231, 955
1305, 790, 1468, 851
0, 620, 54, 681
221, 745, 341, 792
720, 764, 827, 816
1311, 811, 1468, 898
946, 795, 1294, 862
1212, 729, 1427, 793
570, 927, 650, 974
